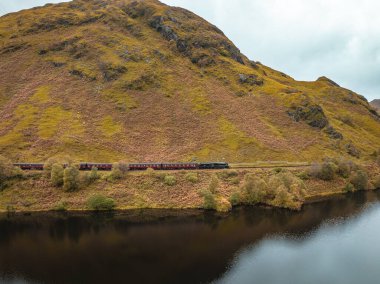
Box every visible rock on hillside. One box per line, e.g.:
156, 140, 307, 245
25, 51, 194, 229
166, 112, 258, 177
0, 0, 379, 162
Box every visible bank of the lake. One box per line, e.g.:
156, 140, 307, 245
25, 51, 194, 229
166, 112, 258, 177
1, 163, 379, 213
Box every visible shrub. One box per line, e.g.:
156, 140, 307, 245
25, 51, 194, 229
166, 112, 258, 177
208, 174, 219, 193
335, 159, 354, 178
51, 163, 64, 187
87, 194, 116, 211
273, 168, 283, 174
310, 161, 336, 181
229, 191, 241, 206
230, 177, 240, 185
43, 157, 57, 177
118, 162, 129, 174
146, 167, 155, 177
216, 197, 232, 212
271, 184, 296, 209
108, 162, 123, 181
241, 174, 269, 205
164, 175, 176, 186
82, 167, 100, 186
198, 189, 216, 210
63, 166, 80, 192
343, 183, 355, 192
218, 170, 238, 180
350, 170, 368, 191
268, 172, 306, 210
54, 201, 68, 211
185, 172, 198, 183
89, 167, 100, 181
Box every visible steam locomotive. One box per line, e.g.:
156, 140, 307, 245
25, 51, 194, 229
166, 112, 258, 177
13, 162, 230, 171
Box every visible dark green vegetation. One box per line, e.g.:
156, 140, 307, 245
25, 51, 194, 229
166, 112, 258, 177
0, 0, 379, 163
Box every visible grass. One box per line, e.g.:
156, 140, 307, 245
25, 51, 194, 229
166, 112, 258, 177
100, 116, 123, 137
30, 86, 50, 103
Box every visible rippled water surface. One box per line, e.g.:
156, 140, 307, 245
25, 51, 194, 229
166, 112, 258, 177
1, 191, 380, 284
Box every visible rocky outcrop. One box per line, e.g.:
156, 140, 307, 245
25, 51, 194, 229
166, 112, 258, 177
239, 74, 264, 86
287, 104, 329, 129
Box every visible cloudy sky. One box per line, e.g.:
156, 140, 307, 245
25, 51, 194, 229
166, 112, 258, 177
1, 0, 379, 101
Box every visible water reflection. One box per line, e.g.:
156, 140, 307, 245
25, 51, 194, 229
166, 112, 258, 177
217, 204, 380, 284
0, 191, 379, 284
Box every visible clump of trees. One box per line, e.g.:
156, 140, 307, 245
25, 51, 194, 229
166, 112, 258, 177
234, 171, 306, 210
49, 163, 80, 192
310, 157, 371, 192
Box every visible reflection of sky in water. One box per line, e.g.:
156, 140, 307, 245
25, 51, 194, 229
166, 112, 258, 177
216, 204, 380, 284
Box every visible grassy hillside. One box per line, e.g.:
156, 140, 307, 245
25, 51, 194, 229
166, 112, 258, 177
0, 0, 379, 163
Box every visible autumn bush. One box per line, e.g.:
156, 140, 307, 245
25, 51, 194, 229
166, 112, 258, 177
240, 174, 269, 205
208, 174, 219, 193
108, 162, 123, 181
185, 172, 198, 183
63, 166, 80, 192
83, 167, 100, 186
310, 161, 336, 181
51, 163, 64, 187
164, 175, 176, 186
349, 170, 368, 191
198, 189, 216, 210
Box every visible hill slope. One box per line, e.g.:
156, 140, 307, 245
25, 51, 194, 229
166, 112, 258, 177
371, 100, 380, 112
0, 0, 379, 162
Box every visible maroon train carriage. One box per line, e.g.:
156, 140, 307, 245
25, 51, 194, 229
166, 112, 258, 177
13, 163, 44, 170
161, 163, 198, 170
128, 163, 162, 171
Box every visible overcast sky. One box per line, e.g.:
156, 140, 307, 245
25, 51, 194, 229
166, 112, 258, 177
1, 0, 379, 101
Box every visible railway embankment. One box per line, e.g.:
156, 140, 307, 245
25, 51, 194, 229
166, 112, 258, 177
0, 158, 379, 213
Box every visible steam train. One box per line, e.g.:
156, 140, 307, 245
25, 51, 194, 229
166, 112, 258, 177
13, 162, 230, 171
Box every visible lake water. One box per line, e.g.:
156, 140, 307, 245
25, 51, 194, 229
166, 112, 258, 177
1, 191, 380, 284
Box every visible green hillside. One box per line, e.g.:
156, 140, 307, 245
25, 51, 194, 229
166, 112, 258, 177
0, 0, 379, 163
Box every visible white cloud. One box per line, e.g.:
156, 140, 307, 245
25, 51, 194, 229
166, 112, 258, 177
0, 0, 71, 15
162, 0, 380, 101
0, 0, 379, 100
